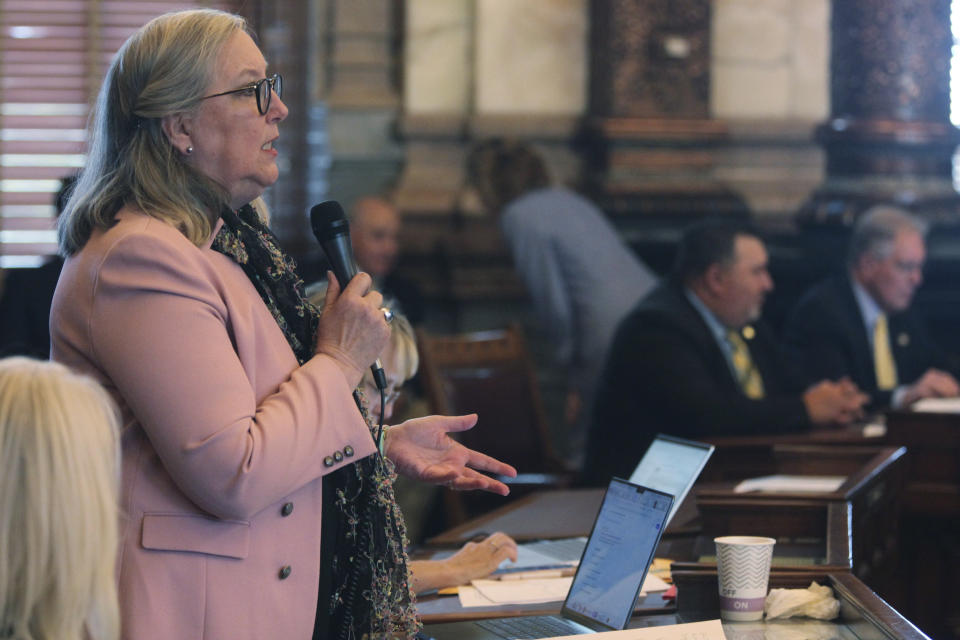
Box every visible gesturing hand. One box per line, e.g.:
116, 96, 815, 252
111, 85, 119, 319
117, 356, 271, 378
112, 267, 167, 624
384, 414, 518, 495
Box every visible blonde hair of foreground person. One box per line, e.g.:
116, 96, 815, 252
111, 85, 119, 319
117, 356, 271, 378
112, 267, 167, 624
0, 358, 120, 640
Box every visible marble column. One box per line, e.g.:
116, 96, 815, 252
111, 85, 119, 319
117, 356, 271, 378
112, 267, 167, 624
393, 0, 472, 216
800, 0, 960, 225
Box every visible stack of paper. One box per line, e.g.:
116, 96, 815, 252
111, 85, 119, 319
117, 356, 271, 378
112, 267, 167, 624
912, 397, 960, 413
733, 475, 846, 494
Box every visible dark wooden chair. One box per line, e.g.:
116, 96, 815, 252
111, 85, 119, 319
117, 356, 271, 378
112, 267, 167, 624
415, 323, 574, 526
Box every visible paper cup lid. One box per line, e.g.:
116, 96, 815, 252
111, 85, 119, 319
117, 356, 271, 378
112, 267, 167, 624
714, 536, 776, 545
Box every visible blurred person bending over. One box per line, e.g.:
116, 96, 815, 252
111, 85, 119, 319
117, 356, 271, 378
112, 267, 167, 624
468, 139, 657, 469
586, 221, 868, 484
784, 205, 959, 409
0, 357, 120, 640
50, 10, 515, 639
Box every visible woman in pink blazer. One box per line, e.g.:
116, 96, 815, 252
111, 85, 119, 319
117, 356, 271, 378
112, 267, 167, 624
50, 10, 515, 639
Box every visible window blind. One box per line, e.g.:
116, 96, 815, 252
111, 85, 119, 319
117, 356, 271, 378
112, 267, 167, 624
0, 0, 239, 267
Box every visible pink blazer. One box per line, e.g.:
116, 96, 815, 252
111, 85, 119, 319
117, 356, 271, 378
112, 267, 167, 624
51, 210, 376, 639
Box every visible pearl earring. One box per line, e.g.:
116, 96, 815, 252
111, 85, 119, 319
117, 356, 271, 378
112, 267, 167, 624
186, 146, 193, 155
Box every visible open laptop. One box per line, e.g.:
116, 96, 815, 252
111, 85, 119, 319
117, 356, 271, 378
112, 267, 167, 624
503, 435, 714, 571
627, 434, 714, 526
424, 478, 673, 639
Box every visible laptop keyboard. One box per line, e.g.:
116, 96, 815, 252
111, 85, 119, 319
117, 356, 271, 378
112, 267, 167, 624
475, 615, 589, 639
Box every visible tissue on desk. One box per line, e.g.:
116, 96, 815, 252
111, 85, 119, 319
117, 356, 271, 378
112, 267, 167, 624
764, 582, 840, 620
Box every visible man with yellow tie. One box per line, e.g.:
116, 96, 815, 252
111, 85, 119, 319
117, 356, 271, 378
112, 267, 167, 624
784, 206, 959, 409
586, 221, 868, 484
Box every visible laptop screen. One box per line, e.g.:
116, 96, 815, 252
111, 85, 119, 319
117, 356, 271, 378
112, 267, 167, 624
628, 434, 714, 526
561, 479, 672, 631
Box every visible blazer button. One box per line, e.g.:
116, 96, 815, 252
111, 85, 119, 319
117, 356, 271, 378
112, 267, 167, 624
334, 450, 344, 463
344, 445, 354, 457
279, 565, 292, 580
281, 502, 294, 517
323, 456, 334, 467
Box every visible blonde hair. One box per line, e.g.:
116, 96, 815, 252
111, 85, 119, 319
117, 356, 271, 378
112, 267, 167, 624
360, 313, 420, 389
363, 313, 419, 388
0, 358, 121, 640
59, 9, 248, 255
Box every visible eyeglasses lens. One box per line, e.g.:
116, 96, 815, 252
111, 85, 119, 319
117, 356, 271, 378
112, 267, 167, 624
257, 75, 282, 115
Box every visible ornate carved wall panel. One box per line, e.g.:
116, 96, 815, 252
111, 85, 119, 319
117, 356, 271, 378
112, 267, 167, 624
589, 0, 709, 119
587, 0, 745, 218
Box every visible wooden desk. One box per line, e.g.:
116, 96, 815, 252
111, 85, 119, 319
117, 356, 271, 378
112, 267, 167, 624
669, 570, 930, 640
428, 446, 903, 579
695, 445, 906, 594
885, 409, 960, 517
665, 500, 852, 570
415, 587, 672, 625
423, 444, 907, 626
703, 429, 956, 639
883, 410, 960, 640
420, 572, 929, 639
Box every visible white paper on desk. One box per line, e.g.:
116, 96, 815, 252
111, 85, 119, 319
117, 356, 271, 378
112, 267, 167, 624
469, 577, 573, 605
734, 475, 845, 494
862, 422, 886, 438
912, 397, 960, 413
458, 574, 670, 607
543, 618, 726, 640
641, 572, 670, 592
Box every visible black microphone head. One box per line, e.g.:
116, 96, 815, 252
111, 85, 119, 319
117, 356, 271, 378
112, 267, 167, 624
310, 200, 350, 243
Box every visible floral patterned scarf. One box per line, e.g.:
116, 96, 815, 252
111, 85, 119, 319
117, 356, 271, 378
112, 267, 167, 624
212, 204, 419, 639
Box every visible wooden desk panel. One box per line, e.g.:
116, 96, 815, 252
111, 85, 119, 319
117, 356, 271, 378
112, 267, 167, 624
883, 411, 960, 639
419, 572, 930, 639
695, 445, 905, 601
885, 410, 960, 516
669, 571, 930, 640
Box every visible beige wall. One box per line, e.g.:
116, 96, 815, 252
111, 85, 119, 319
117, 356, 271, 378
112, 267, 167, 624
474, 0, 586, 115
405, 0, 472, 113
711, 0, 829, 120
404, 0, 587, 116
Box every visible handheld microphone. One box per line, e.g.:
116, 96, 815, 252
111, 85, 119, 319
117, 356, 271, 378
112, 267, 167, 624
310, 200, 387, 391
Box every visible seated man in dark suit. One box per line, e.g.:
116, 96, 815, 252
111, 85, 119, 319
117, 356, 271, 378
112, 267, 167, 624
784, 206, 958, 409
585, 221, 868, 484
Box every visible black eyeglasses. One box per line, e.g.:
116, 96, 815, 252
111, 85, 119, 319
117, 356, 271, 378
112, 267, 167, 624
201, 73, 282, 115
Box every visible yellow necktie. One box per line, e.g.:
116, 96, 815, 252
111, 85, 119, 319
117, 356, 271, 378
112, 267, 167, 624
727, 330, 765, 399
873, 313, 898, 390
